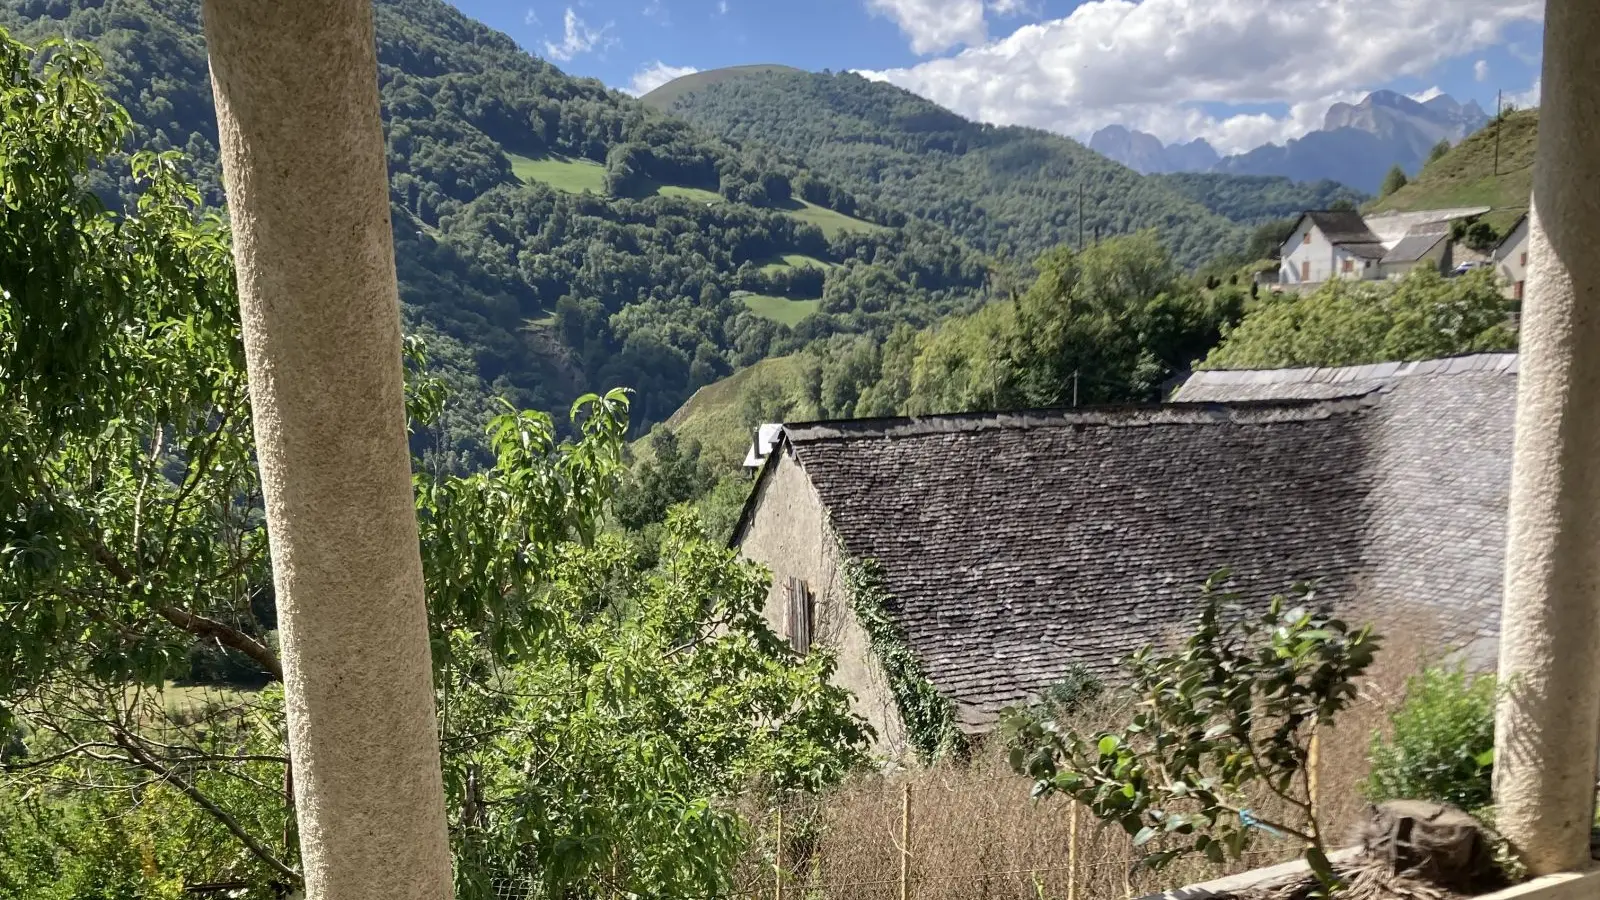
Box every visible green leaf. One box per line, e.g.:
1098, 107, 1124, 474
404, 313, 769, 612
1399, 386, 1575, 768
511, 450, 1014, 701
1305, 847, 1337, 888
1098, 735, 1120, 756
1134, 826, 1158, 846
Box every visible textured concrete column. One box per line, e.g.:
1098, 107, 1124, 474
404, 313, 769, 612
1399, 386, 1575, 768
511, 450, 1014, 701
1493, 0, 1600, 876
201, 3, 453, 898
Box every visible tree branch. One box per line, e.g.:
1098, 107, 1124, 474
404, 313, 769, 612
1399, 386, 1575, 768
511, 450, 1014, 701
113, 732, 301, 887
87, 539, 283, 681
154, 604, 282, 682
0, 741, 125, 773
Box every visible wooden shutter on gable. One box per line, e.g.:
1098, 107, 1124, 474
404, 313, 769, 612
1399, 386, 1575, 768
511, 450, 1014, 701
785, 576, 814, 654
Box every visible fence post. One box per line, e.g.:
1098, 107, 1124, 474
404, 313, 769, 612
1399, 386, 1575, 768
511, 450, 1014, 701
775, 805, 783, 900
1122, 842, 1133, 900
1067, 802, 1078, 900
900, 782, 913, 900
1308, 728, 1321, 821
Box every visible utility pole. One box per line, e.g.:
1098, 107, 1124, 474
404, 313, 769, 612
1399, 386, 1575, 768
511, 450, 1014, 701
1072, 370, 1080, 408
1494, 88, 1503, 176
899, 783, 913, 900
1078, 181, 1086, 251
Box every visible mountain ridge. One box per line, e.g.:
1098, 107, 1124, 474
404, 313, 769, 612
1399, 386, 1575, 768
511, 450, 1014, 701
1089, 125, 1219, 174
1090, 90, 1492, 192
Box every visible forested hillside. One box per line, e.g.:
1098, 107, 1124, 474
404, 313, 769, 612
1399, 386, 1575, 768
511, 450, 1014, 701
648, 68, 1289, 266
1150, 173, 1366, 225
0, 0, 992, 442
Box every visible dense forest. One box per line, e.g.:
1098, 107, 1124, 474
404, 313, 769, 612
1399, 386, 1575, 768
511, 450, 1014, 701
1149, 173, 1366, 225
647, 70, 1362, 266
0, 0, 996, 448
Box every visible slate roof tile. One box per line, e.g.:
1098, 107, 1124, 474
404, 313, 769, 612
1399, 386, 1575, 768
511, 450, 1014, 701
737, 357, 1515, 730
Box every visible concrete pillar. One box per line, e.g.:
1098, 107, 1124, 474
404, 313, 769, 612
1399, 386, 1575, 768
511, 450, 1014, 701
201, 3, 453, 899
1492, 0, 1600, 876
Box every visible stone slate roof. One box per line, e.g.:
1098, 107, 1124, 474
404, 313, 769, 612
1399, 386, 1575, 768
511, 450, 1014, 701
1305, 210, 1382, 245
1174, 353, 1516, 401
1175, 354, 1515, 667
1382, 223, 1450, 264
737, 356, 1516, 731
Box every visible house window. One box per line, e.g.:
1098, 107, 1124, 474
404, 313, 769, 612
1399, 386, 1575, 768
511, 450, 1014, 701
1521, 252, 1528, 267
1303, 232, 1312, 246
785, 577, 814, 654
1342, 258, 1353, 274
1301, 261, 1311, 281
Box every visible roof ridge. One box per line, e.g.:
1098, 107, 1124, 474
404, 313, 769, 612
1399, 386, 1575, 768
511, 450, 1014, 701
782, 394, 1383, 444
1187, 353, 1519, 388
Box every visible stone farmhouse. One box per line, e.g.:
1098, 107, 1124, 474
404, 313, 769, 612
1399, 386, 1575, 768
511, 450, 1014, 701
732, 355, 1517, 758
1277, 207, 1495, 288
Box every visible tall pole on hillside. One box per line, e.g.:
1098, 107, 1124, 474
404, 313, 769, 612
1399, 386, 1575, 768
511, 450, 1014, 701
1078, 181, 1086, 251
1494, 89, 1504, 176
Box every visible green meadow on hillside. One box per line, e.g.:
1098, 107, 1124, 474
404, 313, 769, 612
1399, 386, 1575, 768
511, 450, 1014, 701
1369, 109, 1538, 233
508, 153, 607, 193
654, 183, 725, 204
646, 354, 818, 465
507, 153, 882, 237
781, 199, 884, 237
737, 292, 822, 326
757, 253, 837, 275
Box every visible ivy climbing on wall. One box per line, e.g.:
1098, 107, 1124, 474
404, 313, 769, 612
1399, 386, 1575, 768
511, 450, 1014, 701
841, 556, 961, 761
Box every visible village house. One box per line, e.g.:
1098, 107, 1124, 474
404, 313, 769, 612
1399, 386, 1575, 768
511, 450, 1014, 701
1496, 214, 1532, 302
732, 355, 1517, 757
1278, 207, 1493, 288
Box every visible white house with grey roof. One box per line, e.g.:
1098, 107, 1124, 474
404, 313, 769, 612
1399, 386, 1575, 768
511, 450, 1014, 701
732, 355, 1516, 759
1278, 207, 1492, 288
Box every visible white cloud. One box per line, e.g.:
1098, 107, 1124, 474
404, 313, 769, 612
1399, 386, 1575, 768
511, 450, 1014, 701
717, 0, 729, 12
987, 0, 1039, 16
626, 61, 700, 96
859, 0, 1543, 154
864, 0, 1042, 54
524, 8, 539, 25
1508, 78, 1541, 109
866, 0, 987, 54
1408, 86, 1446, 103
1474, 59, 1491, 82
543, 7, 616, 62
644, 0, 669, 23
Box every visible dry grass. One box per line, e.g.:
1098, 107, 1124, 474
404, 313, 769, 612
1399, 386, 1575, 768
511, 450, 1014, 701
734, 604, 1463, 900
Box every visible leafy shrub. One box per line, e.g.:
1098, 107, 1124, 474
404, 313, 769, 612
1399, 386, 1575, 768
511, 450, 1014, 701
1365, 668, 1496, 811
1005, 573, 1379, 888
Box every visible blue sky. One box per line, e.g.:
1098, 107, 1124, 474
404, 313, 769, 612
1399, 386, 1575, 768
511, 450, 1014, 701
447, 0, 1545, 154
